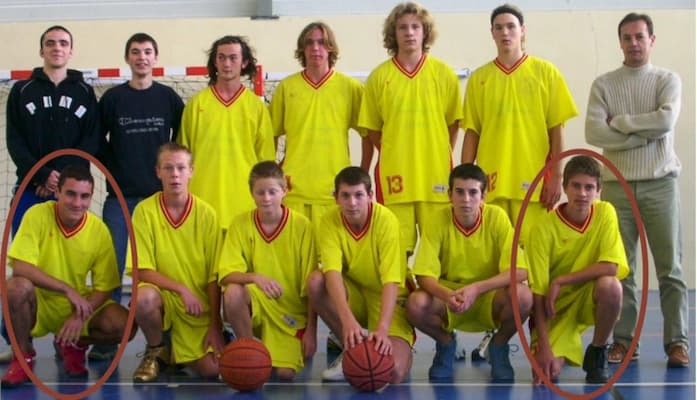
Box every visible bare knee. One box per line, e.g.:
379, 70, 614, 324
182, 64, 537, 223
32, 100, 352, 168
93, 304, 130, 339
135, 286, 162, 315
275, 368, 296, 381
6, 276, 34, 303
406, 290, 432, 327
189, 353, 219, 379
223, 284, 249, 321
223, 284, 248, 308
516, 284, 533, 319
594, 276, 622, 305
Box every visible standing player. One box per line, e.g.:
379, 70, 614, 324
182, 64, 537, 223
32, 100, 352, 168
407, 163, 532, 382
359, 2, 462, 260
269, 22, 368, 230
460, 5, 578, 356
178, 35, 275, 229
307, 167, 414, 383
461, 4, 578, 245
585, 13, 689, 367
1, 165, 133, 388
94, 32, 184, 360
528, 156, 628, 384
3, 24, 100, 362
128, 143, 223, 382
219, 161, 317, 380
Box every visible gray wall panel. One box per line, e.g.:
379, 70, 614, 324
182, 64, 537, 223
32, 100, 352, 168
0, 0, 692, 22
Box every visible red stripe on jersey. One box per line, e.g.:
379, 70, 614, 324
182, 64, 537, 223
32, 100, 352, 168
254, 206, 290, 243
159, 193, 193, 229
55, 203, 87, 239
302, 69, 334, 89
342, 203, 372, 241
555, 203, 594, 233
452, 207, 482, 237
211, 85, 245, 107
392, 54, 426, 79
494, 53, 529, 75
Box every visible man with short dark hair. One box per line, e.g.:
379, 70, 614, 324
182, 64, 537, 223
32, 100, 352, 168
585, 12, 689, 368
407, 163, 531, 382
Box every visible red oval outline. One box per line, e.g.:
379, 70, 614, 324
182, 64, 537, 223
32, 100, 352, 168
1, 148, 139, 400
509, 148, 649, 399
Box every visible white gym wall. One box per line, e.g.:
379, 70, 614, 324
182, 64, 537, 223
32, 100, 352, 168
0, 1, 694, 290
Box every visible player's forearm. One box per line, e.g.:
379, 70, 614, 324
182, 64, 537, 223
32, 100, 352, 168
448, 121, 460, 149
554, 261, 618, 288
219, 271, 255, 286
415, 275, 452, 303
547, 125, 563, 177
377, 283, 399, 334
138, 269, 189, 297
461, 129, 479, 164
11, 259, 74, 296
533, 294, 552, 348
85, 290, 112, 313
360, 137, 375, 171
367, 130, 382, 149
477, 268, 528, 294
324, 271, 354, 323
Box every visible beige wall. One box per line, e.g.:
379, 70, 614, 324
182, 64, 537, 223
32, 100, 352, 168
0, 9, 694, 289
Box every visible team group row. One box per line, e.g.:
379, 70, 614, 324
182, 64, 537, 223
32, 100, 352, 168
1, 0, 689, 390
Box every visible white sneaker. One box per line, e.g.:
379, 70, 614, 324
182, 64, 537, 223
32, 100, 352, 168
0, 347, 14, 363
321, 352, 345, 381
473, 330, 496, 361
454, 331, 467, 361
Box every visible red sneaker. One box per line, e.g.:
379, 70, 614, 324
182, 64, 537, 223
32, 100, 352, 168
56, 340, 88, 377
1, 352, 34, 388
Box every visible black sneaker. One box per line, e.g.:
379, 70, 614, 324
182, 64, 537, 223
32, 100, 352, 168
583, 344, 610, 383
88, 344, 117, 361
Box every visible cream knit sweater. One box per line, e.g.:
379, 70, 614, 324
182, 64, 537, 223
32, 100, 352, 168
585, 63, 682, 181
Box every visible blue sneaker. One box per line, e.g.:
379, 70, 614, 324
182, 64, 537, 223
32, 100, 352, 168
429, 333, 456, 380
488, 343, 514, 382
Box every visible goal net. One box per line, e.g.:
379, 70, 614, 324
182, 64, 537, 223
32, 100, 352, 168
0, 73, 260, 237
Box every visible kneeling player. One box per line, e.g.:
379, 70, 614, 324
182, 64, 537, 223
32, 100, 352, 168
528, 156, 628, 384
128, 143, 224, 382
307, 166, 414, 383
219, 161, 318, 380
406, 164, 532, 382
2, 165, 135, 388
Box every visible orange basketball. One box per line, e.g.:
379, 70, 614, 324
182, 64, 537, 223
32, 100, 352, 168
342, 339, 394, 392
219, 338, 272, 392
